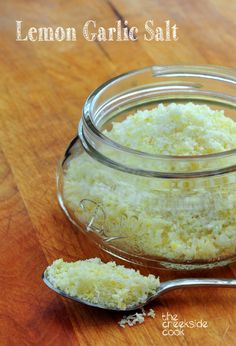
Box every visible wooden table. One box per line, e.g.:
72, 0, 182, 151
0, 1, 235, 345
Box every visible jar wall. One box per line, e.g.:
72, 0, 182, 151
58, 137, 236, 269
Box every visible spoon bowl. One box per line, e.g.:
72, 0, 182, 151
42, 270, 236, 311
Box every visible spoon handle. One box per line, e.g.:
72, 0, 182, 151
159, 278, 236, 295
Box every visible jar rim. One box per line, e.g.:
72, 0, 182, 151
80, 65, 236, 178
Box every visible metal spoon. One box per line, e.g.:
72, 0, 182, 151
42, 271, 236, 311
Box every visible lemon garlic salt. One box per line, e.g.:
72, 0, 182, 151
103, 103, 236, 155
46, 258, 160, 310
63, 103, 236, 262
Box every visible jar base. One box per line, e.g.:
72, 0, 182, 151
100, 243, 236, 271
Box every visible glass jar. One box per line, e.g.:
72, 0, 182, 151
57, 65, 236, 270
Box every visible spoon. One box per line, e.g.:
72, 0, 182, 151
42, 271, 236, 311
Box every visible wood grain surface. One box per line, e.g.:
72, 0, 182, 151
0, 1, 236, 345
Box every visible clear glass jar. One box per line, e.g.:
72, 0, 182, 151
57, 65, 236, 270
